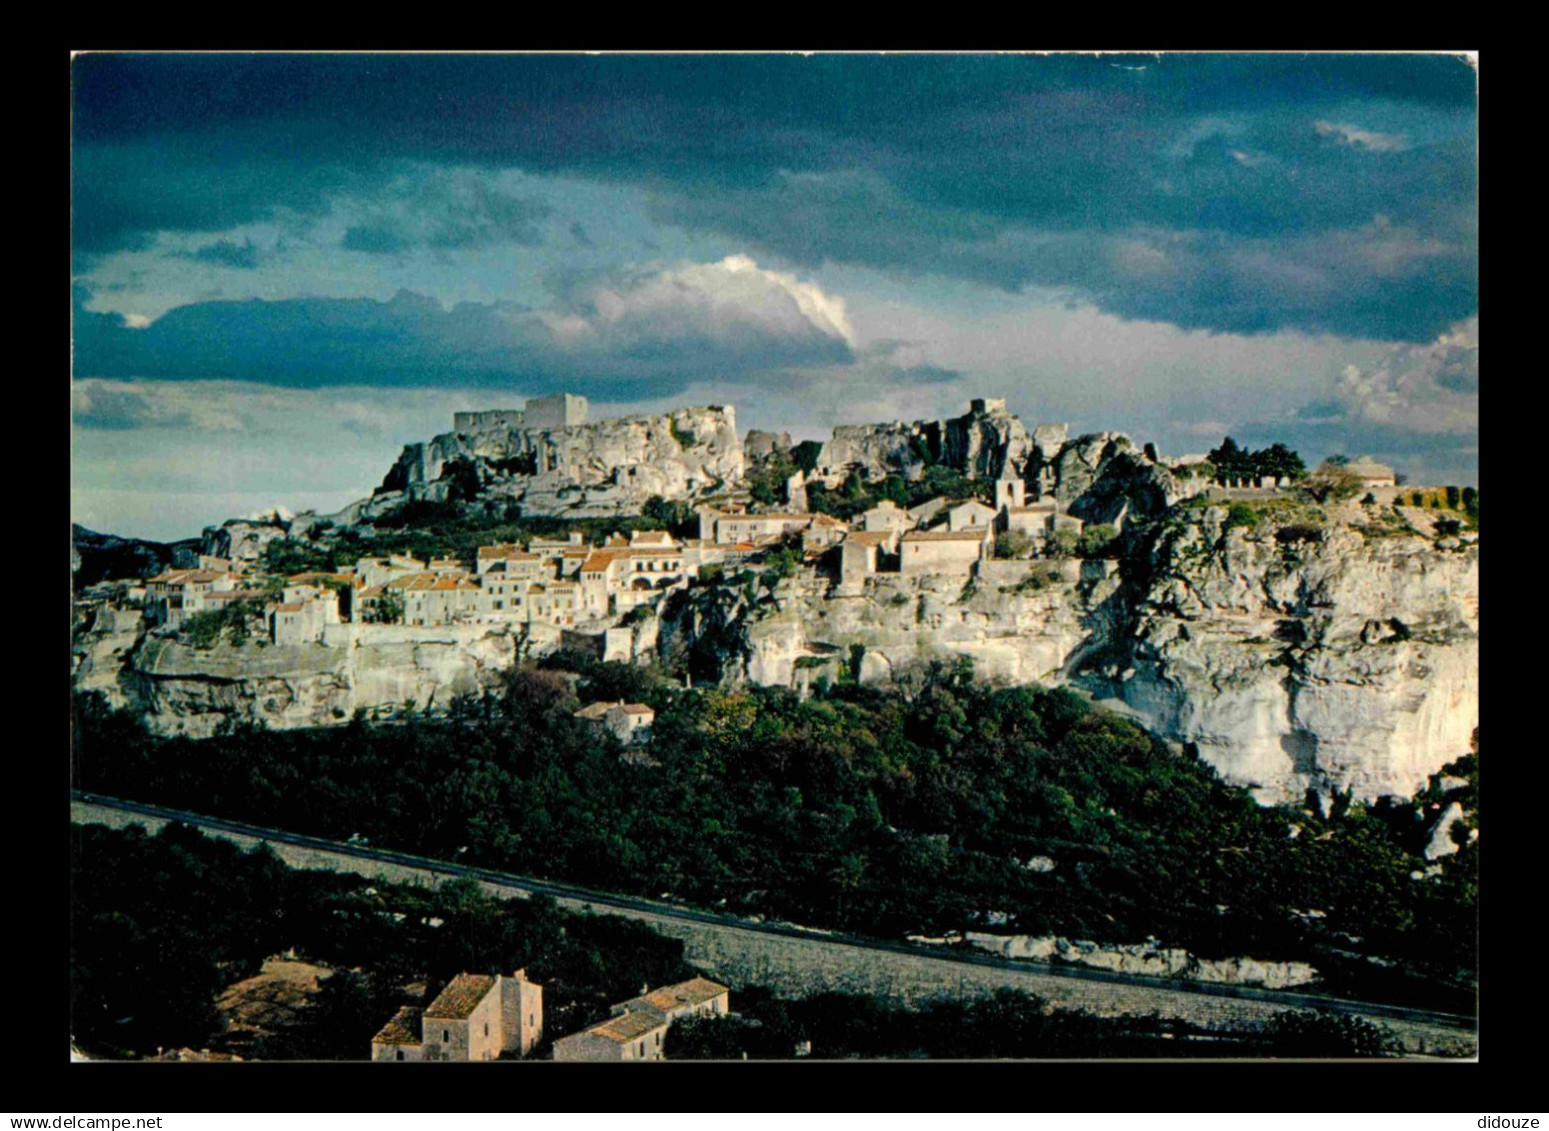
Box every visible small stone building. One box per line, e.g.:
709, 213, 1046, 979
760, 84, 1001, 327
859, 499, 915, 535
899, 528, 993, 575
552, 1009, 670, 1062
552, 977, 729, 1063
946, 499, 998, 532
372, 970, 543, 1062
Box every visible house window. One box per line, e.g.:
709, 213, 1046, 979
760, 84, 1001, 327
638, 1041, 645, 1057
395, 1049, 405, 1061
485, 1022, 490, 1037
529, 1014, 535, 1027
443, 1029, 450, 1043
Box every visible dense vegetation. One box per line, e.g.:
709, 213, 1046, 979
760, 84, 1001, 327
665, 987, 1401, 1060
72, 526, 201, 590
1207, 438, 1307, 482
296, 502, 690, 570
806, 465, 993, 522
72, 663, 1476, 1013
70, 821, 696, 1060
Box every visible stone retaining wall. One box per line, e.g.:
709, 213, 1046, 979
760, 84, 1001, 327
71, 801, 1475, 1058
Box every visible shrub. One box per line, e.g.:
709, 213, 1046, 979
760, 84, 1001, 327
995, 531, 1035, 560
1224, 504, 1258, 532
1076, 524, 1119, 558
1275, 524, 1323, 545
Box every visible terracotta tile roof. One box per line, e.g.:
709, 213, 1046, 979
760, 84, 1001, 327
373, 1005, 423, 1046
846, 531, 894, 545
618, 703, 653, 717
1008, 504, 1056, 514
574, 701, 615, 720
630, 530, 674, 543
581, 1010, 668, 1043
580, 552, 620, 573
903, 529, 991, 542
809, 513, 847, 526
272, 602, 304, 613
478, 543, 524, 559
626, 977, 728, 1014
423, 973, 498, 1020
427, 575, 479, 591
726, 512, 811, 523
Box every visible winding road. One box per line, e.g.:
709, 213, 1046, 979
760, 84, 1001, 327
70, 789, 1476, 1041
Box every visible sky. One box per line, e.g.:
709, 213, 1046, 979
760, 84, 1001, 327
71, 52, 1479, 542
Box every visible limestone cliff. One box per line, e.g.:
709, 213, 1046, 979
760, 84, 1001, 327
1080, 507, 1478, 805
659, 505, 1477, 806
369, 405, 744, 519
124, 627, 521, 737
812, 401, 1124, 503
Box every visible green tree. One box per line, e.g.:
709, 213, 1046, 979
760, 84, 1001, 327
1077, 523, 1119, 558
995, 531, 1035, 559
1298, 462, 1363, 504
1208, 437, 1256, 480
1253, 443, 1306, 481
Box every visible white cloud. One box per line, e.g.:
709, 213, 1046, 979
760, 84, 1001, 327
1314, 120, 1409, 153
546, 254, 855, 354
1330, 315, 1477, 435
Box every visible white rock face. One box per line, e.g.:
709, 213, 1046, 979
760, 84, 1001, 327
963, 933, 1319, 988
1103, 513, 1478, 804
72, 605, 144, 708
724, 562, 1102, 692
128, 628, 519, 737
668, 504, 1477, 805
376, 406, 744, 517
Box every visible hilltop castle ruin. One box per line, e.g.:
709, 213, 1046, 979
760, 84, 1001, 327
454, 392, 589, 434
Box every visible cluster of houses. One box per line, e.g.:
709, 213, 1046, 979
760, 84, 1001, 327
129, 461, 1088, 649
369, 971, 729, 1063
697, 463, 1084, 588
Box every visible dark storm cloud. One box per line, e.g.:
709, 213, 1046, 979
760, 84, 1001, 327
177, 237, 261, 269
72, 255, 858, 399
72, 52, 1476, 339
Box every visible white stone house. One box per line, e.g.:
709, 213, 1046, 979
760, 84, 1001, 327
529, 581, 581, 626
400, 572, 483, 626
859, 499, 915, 535
575, 700, 656, 744
268, 591, 337, 646
353, 555, 426, 590
552, 1009, 670, 1062
144, 568, 242, 630
371, 969, 543, 1062
947, 499, 998, 532
899, 528, 993, 575
713, 511, 814, 545
552, 977, 729, 1063
840, 529, 898, 586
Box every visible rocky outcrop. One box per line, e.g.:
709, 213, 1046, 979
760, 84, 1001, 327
1080, 508, 1479, 804
370, 406, 744, 519
661, 500, 1477, 806
126, 627, 520, 737
818, 421, 932, 481
1049, 431, 1134, 505
659, 558, 1118, 694
963, 933, 1319, 989
744, 430, 792, 460
201, 518, 290, 563
71, 604, 144, 708
1066, 450, 1200, 529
